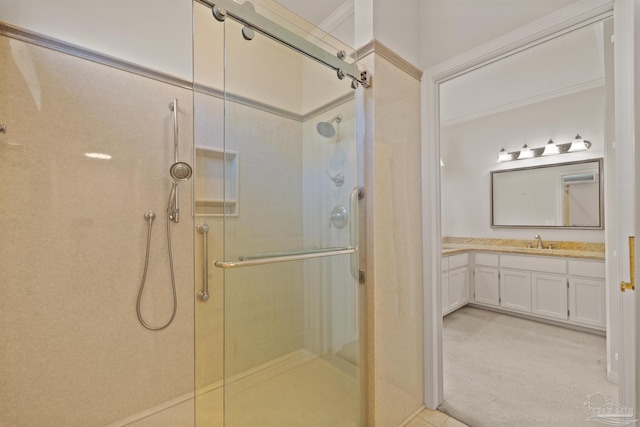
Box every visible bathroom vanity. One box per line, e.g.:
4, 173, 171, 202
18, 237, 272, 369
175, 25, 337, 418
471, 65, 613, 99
442, 241, 606, 332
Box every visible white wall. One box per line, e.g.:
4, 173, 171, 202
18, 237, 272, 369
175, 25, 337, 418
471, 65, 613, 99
355, 0, 421, 66
0, 0, 193, 79
441, 87, 606, 242
419, 0, 580, 69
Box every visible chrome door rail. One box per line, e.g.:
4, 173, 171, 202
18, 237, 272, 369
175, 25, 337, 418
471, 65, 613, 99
214, 246, 357, 269
196, 0, 368, 87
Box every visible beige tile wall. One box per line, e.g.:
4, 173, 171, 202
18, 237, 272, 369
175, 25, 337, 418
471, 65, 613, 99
193, 92, 307, 424
2, 25, 364, 427
362, 51, 425, 426
0, 36, 195, 426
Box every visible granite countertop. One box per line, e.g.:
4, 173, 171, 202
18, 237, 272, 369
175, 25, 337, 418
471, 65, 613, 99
441, 238, 605, 261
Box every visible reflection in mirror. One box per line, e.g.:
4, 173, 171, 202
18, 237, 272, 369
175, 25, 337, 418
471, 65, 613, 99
491, 159, 603, 228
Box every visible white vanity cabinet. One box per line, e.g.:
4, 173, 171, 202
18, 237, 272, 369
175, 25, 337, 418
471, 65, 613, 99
442, 253, 469, 315
468, 251, 605, 331
568, 260, 606, 329
499, 254, 566, 315
499, 269, 531, 312
473, 253, 500, 306
531, 273, 568, 320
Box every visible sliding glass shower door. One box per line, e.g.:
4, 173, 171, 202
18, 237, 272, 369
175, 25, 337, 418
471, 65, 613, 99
193, 2, 363, 425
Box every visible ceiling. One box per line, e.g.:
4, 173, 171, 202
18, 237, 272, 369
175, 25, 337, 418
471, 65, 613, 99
440, 21, 607, 126
274, 0, 348, 27
272, 0, 354, 46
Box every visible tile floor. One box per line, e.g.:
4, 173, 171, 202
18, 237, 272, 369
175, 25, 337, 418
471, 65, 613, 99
405, 408, 469, 427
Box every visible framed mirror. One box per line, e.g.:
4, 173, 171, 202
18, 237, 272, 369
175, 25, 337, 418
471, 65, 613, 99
491, 158, 603, 229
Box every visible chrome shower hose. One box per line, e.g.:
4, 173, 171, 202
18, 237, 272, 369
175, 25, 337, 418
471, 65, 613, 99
136, 211, 178, 331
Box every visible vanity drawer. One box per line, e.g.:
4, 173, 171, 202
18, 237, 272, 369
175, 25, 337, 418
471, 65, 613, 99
568, 259, 605, 279
500, 254, 566, 274
474, 252, 499, 267
449, 253, 469, 269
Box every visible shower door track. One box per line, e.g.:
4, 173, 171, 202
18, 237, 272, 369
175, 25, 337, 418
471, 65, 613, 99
214, 246, 357, 269
196, 0, 369, 87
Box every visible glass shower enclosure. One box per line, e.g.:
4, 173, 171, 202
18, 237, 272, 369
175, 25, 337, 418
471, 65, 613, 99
193, 1, 364, 425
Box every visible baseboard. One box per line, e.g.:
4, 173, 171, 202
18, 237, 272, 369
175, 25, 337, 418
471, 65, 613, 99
106, 389, 196, 427
468, 303, 606, 336
108, 349, 315, 427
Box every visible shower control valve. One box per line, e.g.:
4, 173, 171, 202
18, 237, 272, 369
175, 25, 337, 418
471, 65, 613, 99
325, 171, 344, 187
330, 205, 348, 229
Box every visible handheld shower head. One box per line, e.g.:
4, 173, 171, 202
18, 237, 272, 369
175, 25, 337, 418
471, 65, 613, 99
169, 162, 192, 181
316, 114, 343, 138
167, 162, 192, 224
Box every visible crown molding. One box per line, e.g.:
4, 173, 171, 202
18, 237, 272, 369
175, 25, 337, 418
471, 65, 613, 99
319, 0, 354, 34
425, 0, 614, 82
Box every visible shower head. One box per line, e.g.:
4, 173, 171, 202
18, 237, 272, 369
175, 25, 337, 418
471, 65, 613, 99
169, 162, 192, 181
316, 114, 343, 138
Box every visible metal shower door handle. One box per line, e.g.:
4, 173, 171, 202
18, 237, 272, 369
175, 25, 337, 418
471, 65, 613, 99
214, 246, 356, 269
197, 223, 210, 302
621, 236, 635, 292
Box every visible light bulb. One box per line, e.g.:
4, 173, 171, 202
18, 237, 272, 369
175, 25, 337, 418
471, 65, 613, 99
542, 139, 559, 156
517, 144, 533, 159
498, 148, 511, 162
568, 134, 588, 152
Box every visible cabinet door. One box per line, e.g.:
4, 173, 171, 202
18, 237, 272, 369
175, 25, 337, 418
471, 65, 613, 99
448, 267, 469, 311
500, 270, 532, 312
531, 273, 568, 320
442, 273, 449, 315
474, 267, 499, 306
569, 277, 606, 329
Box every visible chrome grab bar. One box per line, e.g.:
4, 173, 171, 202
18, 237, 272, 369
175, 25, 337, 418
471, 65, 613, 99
214, 246, 357, 269
197, 223, 210, 301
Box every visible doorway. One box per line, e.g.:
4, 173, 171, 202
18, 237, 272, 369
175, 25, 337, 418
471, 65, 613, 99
421, 3, 628, 425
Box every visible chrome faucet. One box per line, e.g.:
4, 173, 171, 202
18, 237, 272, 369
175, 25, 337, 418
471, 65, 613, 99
535, 234, 543, 249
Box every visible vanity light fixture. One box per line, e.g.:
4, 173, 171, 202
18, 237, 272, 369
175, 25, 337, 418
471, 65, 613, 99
568, 134, 588, 152
497, 135, 591, 162
542, 139, 559, 156
517, 144, 533, 159
497, 148, 512, 162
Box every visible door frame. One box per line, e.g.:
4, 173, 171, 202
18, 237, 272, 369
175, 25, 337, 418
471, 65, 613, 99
420, 0, 637, 411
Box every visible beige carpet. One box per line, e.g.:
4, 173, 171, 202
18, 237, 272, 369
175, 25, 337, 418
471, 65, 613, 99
441, 306, 618, 427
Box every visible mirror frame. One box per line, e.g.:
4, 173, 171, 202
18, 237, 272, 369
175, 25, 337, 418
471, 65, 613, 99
490, 158, 604, 229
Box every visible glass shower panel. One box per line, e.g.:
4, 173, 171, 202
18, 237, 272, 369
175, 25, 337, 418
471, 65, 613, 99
220, 16, 361, 427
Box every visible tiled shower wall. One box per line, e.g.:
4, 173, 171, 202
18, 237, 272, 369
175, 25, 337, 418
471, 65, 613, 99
1, 30, 311, 426
0, 35, 195, 426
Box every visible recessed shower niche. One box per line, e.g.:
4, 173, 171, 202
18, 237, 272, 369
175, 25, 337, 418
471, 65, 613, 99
195, 146, 238, 216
